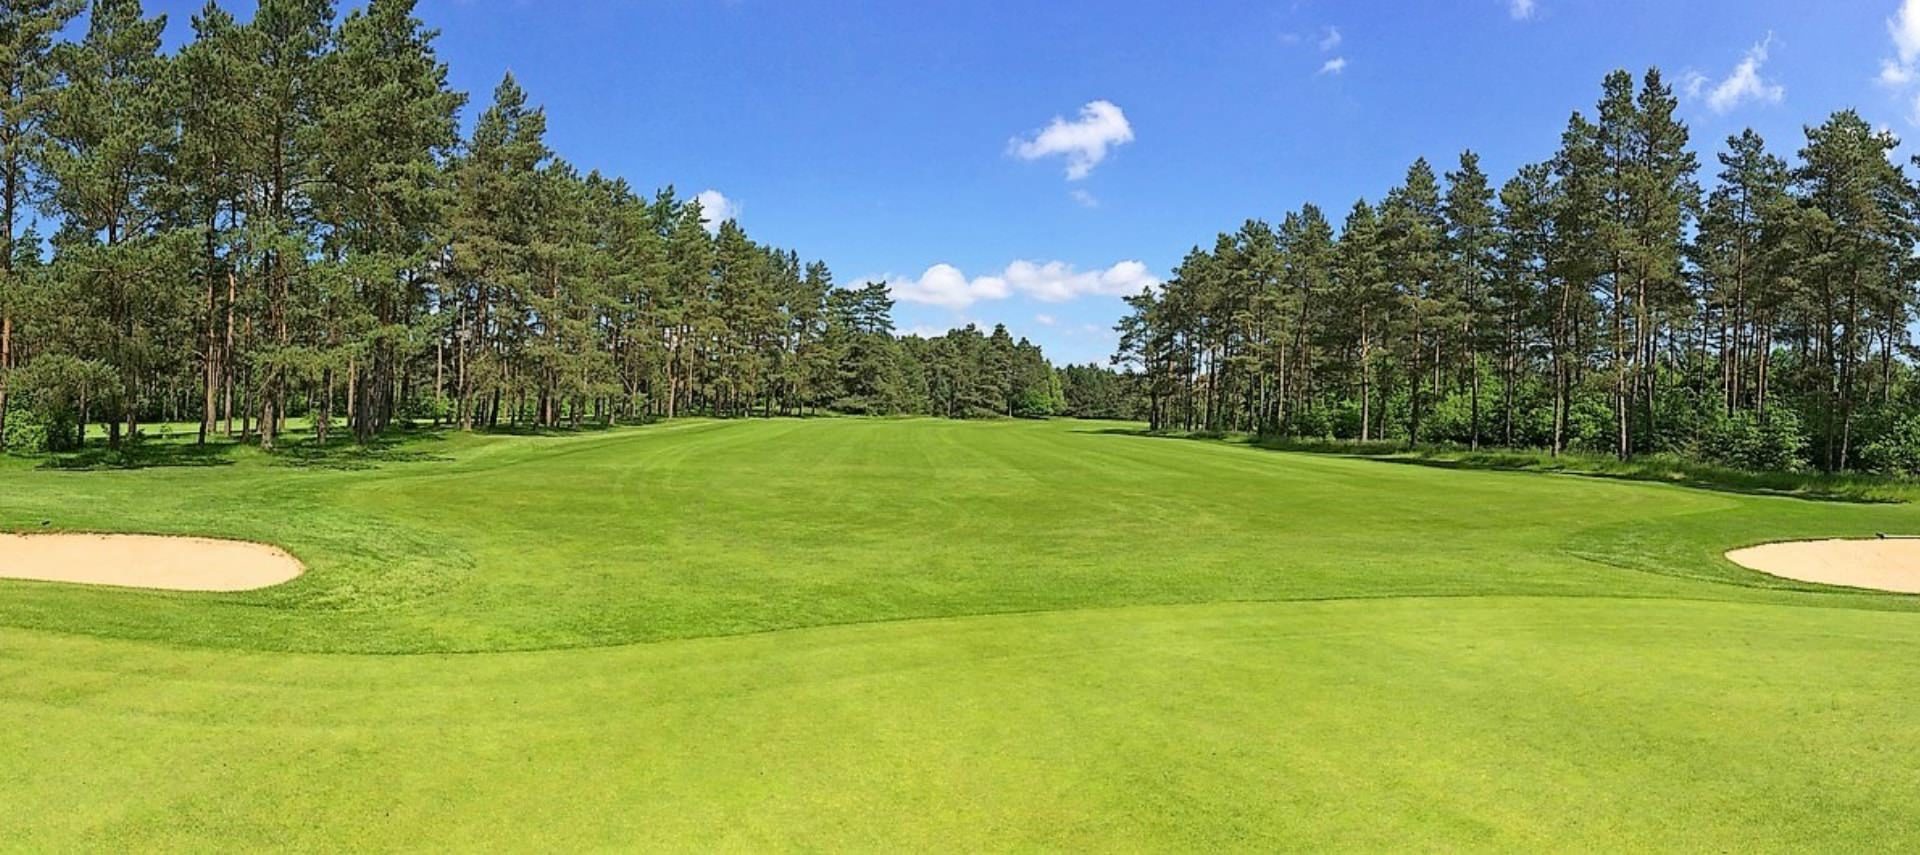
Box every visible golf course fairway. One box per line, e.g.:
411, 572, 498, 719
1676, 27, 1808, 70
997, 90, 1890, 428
4, 418, 1918, 849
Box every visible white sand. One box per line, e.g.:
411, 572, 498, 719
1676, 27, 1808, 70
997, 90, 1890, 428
0, 533, 303, 592
1726, 538, 1920, 594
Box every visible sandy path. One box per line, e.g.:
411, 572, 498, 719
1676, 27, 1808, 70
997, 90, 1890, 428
1726, 538, 1920, 594
0, 533, 303, 592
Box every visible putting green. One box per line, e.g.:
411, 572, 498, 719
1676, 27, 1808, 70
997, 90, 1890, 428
2, 418, 1916, 849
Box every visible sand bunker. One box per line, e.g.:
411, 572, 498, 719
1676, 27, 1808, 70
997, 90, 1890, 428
1726, 538, 1920, 594
0, 533, 303, 592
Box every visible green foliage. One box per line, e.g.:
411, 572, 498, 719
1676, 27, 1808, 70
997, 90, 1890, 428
1057, 362, 1144, 420
2, 353, 112, 453
1698, 408, 1808, 472
1, 406, 51, 453
1562, 391, 1615, 453
1286, 404, 1335, 439
5, 3, 1068, 446
1115, 71, 1920, 474
1860, 414, 1920, 476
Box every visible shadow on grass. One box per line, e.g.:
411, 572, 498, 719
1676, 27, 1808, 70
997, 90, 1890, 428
29, 422, 466, 472
1078, 427, 1910, 505
475, 420, 626, 438
36, 441, 239, 471
273, 427, 455, 470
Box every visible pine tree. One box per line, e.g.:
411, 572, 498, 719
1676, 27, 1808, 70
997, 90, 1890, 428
1792, 111, 1914, 470
232, 0, 335, 448
1381, 158, 1445, 446
171, 1, 251, 443
661, 195, 711, 418
1693, 129, 1788, 417
320, 0, 463, 442
1625, 69, 1697, 453
39, 0, 180, 448
1549, 111, 1607, 454
1444, 150, 1496, 448
448, 72, 548, 429
1331, 199, 1386, 440
1492, 163, 1553, 446
0, 0, 82, 449
1278, 205, 1334, 433
787, 260, 832, 414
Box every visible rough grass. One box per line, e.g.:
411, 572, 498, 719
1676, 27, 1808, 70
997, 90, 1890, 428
1135, 429, 1918, 503
2, 418, 1918, 849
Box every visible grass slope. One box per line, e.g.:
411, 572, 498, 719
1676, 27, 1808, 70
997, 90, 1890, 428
2, 418, 1918, 849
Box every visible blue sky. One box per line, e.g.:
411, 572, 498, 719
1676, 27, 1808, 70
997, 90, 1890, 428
139, 0, 1917, 365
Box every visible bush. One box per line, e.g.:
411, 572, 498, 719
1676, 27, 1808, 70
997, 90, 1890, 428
1563, 395, 1613, 453
4, 355, 112, 454
1011, 388, 1055, 419
1423, 390, 1473, 444
1698, 409, 1807, 472
1514, 399, 1557, 449
3, 409, 51, 454
1860, 414, 1920, 476
1286, 406, 1334, 439
2, 401, 82, 454
403, 393, 457, 422
1327, 399, 1363, 439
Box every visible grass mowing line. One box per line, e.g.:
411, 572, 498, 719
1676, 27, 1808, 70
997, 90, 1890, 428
1119, 428, 1919, 503
4, 595, 1919, 849
5, 420, 1920, 846
7, 417, 1917, 654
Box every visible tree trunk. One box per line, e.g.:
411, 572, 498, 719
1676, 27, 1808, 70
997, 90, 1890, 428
199, 215, 220, 445
1, 143, 16, 450
222, 272, 237, 436
0, 310, 10, 450
1358, 311, 1371, 442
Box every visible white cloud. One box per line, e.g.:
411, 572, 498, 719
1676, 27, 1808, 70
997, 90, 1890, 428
1894, 0, 1920, 64
1681, 70, 1708, 99
1318, 57, 1347, 76
1509, 0, 1536, 20
1009, 100, 1135, 181
1035, 313, 1056, 326
694, 189, 739, 234
900, 324, 949, 339
1002, 259, 1161, 303
882, 263, 1010, 309
1884, 2, 1920, 121
1881, 58, 1916, 87
1069, 188, 1099, 208
1689, 34, 1784, 114
877, 259, 1162, 309
1319, 26, 1342, 51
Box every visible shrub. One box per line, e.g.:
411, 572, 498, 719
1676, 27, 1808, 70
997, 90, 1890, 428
1860, 414, 1920, 476
1287, 406, 1334, 440
1698, 409, 1807, 472
3, 409, 51, 454
1423, 390, 1473, 444
1327, 399, 1363, 439
1563, 396, 1613, 453
405, 393, 455, 422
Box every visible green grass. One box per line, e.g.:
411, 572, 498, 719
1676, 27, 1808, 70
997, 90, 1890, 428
3, 418, 1918, 849
1148, 428, 1918, 503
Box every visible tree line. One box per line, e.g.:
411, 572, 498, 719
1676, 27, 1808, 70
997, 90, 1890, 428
1114, 68, 1920, 473
0, 0, 1091, 454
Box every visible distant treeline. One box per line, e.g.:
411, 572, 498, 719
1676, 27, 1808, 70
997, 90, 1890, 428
0, 0, 1143, 454
1115, 69, 1920, 474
